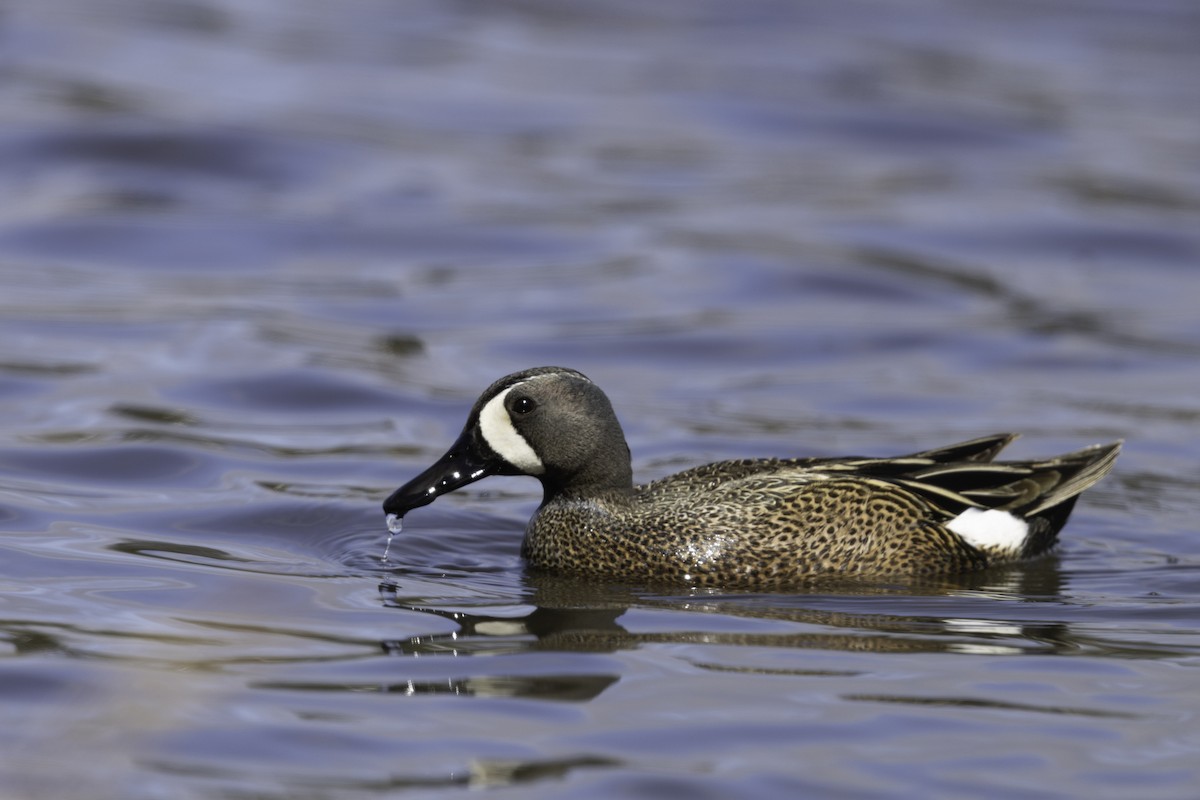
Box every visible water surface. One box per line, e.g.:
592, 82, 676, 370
2, 1, 1199, 798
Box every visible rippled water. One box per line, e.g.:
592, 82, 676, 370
3, 1, 1199, 798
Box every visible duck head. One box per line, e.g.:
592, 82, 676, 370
383, 367, 633, 518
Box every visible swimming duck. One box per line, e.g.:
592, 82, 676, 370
383, 367, 1121, 586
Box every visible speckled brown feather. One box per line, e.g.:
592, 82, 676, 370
523, 434, 1120, 586
523, 472, 985, 585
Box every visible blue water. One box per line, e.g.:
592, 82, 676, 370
2, 1, 1199, 798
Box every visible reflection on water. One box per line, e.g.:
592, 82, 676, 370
2, 0, 1199, 797
372, 563, 1195, 673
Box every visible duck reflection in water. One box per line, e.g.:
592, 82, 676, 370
373, 560, 1098, 706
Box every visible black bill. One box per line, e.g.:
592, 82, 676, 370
382, 429, 501, 517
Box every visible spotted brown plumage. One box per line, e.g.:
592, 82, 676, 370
383, 367, 1121, 588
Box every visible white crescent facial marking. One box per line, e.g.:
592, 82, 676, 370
478, 384, 545, 475
947, 507, 1029, 553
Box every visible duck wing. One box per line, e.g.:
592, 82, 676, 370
639, 438, 1120, 573
638, 434, 1021, 497
906, 432, 1019, 464
836, 440, 1123, 558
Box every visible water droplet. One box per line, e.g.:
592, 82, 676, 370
382, 514, 403, 562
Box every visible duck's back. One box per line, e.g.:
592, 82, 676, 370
522, 437, 1120, 587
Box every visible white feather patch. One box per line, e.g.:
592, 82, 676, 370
947, 507, 1029, 553
478, 385, 545, 474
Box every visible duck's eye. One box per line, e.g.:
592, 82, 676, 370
512, 396, 536, 415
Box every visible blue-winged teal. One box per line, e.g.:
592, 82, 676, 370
383, 367, 1121, 586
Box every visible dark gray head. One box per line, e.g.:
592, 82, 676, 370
383, 367, 633, 517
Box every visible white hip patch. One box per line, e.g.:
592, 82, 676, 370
947, 507, 1028, 554
478, 385, 545, 475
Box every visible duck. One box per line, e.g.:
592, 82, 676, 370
383, 366, 1121, 587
